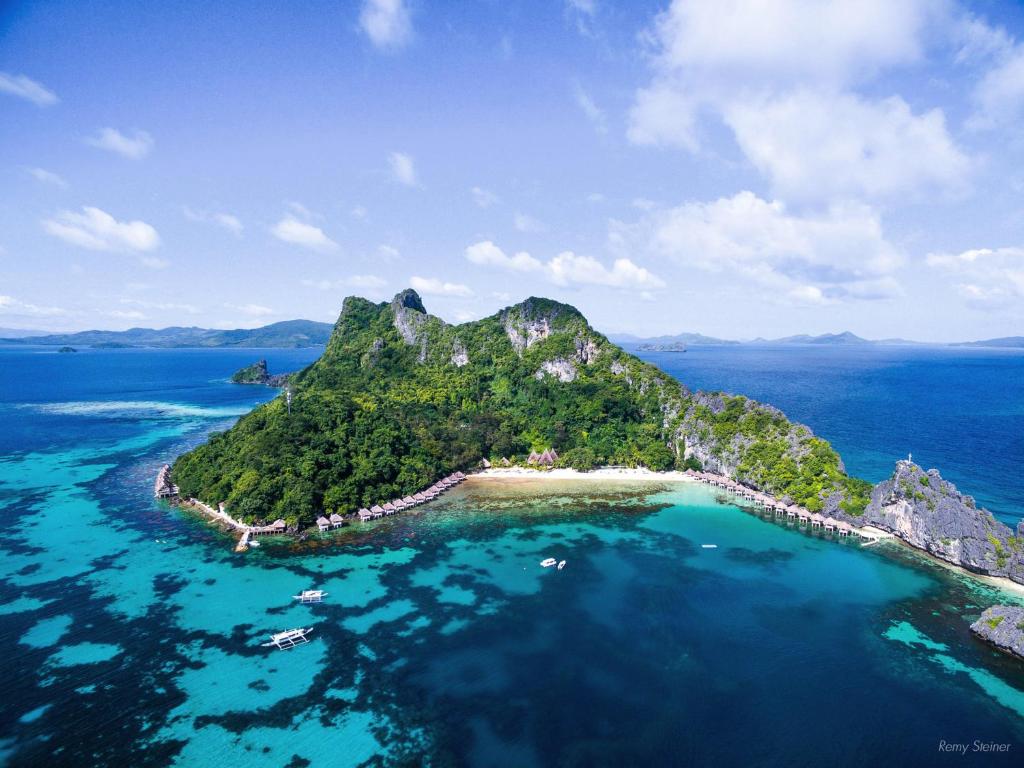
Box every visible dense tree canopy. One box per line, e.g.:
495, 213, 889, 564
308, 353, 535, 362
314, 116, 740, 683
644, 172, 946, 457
173, 290, 869, 527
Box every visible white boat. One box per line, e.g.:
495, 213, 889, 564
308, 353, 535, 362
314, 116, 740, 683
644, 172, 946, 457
557, 560, 566, 570
249, 540, 260, 548
293, 590, 327, 603
540, 558, 557, 568
261, 627, 312, 649
701, 544, 718, 549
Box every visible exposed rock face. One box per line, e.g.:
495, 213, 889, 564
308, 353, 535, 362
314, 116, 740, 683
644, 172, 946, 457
535, 358, 578, 383
971, 606, 1024, 660
862, 460, 1024, 584
610, 360, 627, 376
575, 336, 600, 364
450, 339, 469, 367
500, 298, 564, 354
391, 289, 428, 346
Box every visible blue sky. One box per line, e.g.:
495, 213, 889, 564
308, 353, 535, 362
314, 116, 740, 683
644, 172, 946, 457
2, 0, 1024, 341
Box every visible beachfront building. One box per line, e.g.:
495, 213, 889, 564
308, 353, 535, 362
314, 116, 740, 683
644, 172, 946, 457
316, 516, 330, 532
358, 508, 372, 522
329, 513, 344, 529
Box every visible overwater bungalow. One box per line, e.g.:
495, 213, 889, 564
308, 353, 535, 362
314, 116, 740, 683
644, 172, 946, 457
402, 495, 416, 506
370, 505, 384, 518
316, 516, 330, 532
413, 492, 427, 503
270, 519, 287, 533
383, 502, 396, 516
358, 508, 372, 522
823, 517, 837, 532
810, 514, 824, 528
329, 513, 344, 529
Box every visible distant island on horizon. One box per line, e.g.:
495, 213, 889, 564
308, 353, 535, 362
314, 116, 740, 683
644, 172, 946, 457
3, 320, 1022, 350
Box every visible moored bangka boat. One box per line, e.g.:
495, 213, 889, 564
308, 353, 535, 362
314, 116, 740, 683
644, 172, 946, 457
557, 560, 566, 570
261, 627, 313, 649
293, 590, 327, 603
540, 558, 557, 568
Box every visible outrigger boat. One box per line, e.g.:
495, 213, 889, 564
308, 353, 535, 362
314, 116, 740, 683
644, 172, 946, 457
540, 558, 557, 568
293, 589, 328, 603
261, 627, 312, 649
557, 560, 566, 570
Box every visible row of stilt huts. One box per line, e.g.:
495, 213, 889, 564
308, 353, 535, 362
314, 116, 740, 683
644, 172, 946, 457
315, 471, 468, 529
685, 469, 856, 536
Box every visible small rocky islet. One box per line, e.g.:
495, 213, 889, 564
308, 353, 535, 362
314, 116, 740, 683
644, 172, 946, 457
971, 606, 1024, 660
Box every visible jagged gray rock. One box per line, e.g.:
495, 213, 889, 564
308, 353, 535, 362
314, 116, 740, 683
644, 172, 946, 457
535, 358, 578, 382
391, 289, 428, 346
971, 606, 1024, 660
450, 339, 469, 367
860, 460, 1024, 584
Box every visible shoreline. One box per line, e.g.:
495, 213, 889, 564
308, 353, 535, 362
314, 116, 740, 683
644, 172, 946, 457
474, 467, 1024, 599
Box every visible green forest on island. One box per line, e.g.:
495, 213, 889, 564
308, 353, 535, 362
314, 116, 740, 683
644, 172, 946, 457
172, 290, 871, 527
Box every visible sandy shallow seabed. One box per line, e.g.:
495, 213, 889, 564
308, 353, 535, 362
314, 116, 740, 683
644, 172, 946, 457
472, 467, 1024, 600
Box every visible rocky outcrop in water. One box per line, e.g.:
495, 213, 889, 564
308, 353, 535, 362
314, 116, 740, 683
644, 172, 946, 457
860, 460, 1024, 584
231, 359, 291, 387
971, 606, 1024, 660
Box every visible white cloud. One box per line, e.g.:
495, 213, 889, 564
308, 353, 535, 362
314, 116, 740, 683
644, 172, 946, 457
140, 255, 169, 269
926, 246, 1024, 307
350, 205, 368, 220
271, 215, 338, 251
0, 295, 67, 317
26, 167, 68, 188
347, 274, 387, 289
377, 244, 400, 260
970, 45, 1024, 129
389, 151, 418, 186
42, 207, 160, 252
548, 252, 666, 289
227, 303, 275, 317
184, 207, 243, 236
619, 191, 904, 301
514, 212, 544, 232
301, 275, 388, 294
0, 72, 57, 106
410, 276, 473, 297
573, 83, 607, 134
627, 0, 966, 203
86, 128, 154, 159
724, 91, 970, 201
471, 186, 499, 208
465, 241, 543, 272
360, 0, 412, 50
464, 240, 664, 291
106, 309, 146, 320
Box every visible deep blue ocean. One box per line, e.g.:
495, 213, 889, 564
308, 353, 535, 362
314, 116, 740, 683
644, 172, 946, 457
1, 344, 1023, 767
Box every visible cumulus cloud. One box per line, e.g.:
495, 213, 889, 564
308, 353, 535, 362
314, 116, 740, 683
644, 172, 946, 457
86, 128, 154, 159
26, 167, 68, 188
464, 240, 664, 291
389, 151, 418, 186
360, 0, 412, 50
410, 276, 473, 297
0, 72, 57, 106
627, 0, 967, 202
724, 91, 970, 201
42, 207, 160, 252
271, 215, 338, 251
616, 191, 904, 302
465, 240, 542, 272
926, 246, 1024, 307
184, 207, 243, 236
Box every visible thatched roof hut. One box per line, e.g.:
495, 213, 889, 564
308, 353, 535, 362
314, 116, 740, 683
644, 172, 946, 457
329, 513, 344, 528
316, 516, 330, 532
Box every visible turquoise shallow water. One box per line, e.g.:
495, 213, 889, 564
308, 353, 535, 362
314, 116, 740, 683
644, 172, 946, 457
1, 346, 1024, 766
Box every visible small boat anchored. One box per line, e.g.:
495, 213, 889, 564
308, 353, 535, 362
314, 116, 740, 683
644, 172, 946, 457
293, 590, 327, 604
701, 544, 718, 549
557, 560, 566, 570
261, 627, 313, 650
540, 558, 557, 568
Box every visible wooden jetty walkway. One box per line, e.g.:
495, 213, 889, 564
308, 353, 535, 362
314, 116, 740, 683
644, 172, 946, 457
684, 470, 891, 544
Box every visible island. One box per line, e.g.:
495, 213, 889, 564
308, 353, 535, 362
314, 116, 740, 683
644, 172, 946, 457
3, 319, 332, 348
230, 359, 291, 387
171, 288, 1024, 591
58, 346, 77, 353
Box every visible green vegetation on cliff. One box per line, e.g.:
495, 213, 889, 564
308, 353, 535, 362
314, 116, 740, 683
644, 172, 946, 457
173, 289, 869, 527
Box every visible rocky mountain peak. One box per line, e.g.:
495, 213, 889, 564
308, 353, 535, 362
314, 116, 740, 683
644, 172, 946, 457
391, 288, 426, 315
